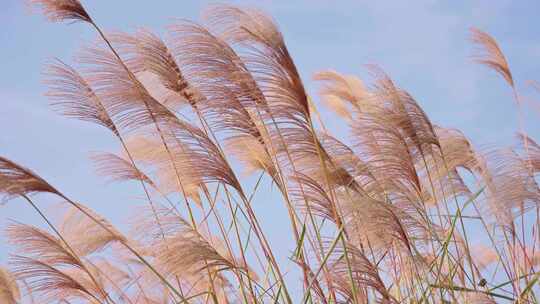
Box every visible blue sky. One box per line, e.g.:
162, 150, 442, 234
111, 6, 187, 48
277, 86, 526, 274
1, 0, 540, 300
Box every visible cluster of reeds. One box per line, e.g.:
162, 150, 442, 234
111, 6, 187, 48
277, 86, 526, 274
1, 1, 539, 303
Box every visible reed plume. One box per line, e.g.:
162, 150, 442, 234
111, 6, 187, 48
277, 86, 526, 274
470, 28, 514, 88
0, 267, 20, 304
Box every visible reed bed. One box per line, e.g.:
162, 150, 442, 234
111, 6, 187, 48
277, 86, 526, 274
1, 1, 539, 303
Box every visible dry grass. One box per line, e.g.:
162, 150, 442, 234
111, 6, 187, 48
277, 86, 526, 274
1, 1, 539, 303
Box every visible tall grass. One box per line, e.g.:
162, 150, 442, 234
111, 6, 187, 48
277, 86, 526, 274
1, 1, 539, 303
